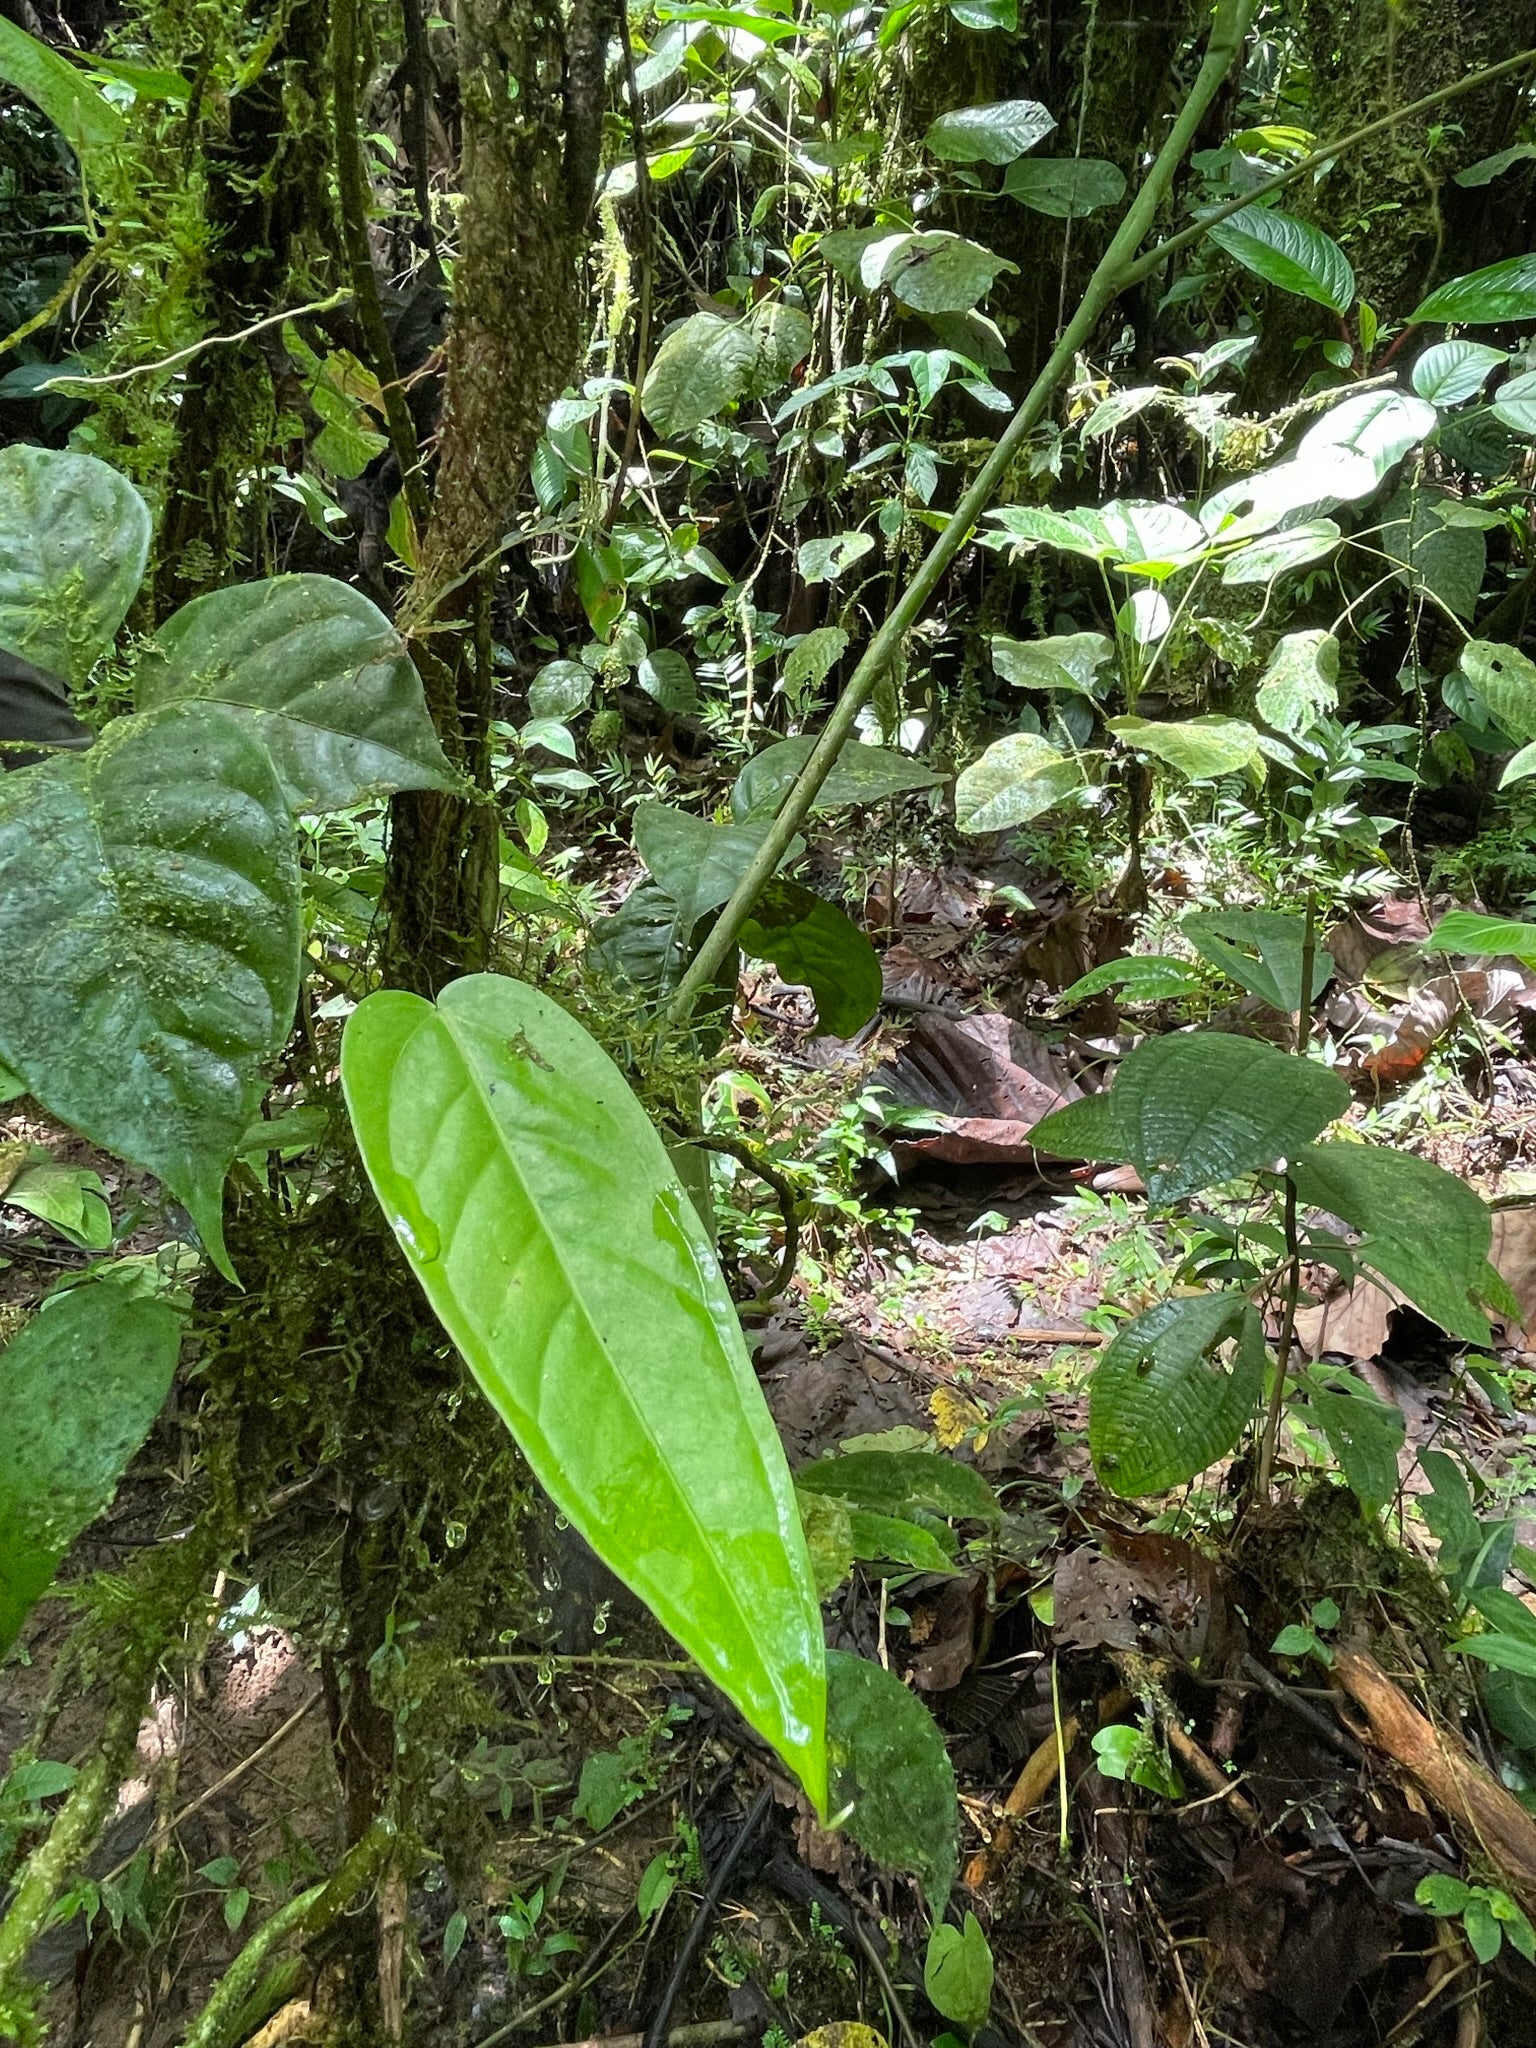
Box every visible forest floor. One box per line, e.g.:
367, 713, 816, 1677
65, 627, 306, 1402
9, 848, 1536, 2048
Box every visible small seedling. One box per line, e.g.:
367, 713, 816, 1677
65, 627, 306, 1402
1416, 1873, 1536, 1963
1271, 1596, 1340, 1667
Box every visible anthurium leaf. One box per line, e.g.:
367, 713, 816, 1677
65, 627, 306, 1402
825, 1648, 957, 1907
0, 15, 124, 162
341, 974, 828, 1810
730, 736, 944, 820
1429, 910, 1536, 963
633, 804, 791, 919
0, 703, 301, 1275
529, 660, 594, 720
1412, 254, 1536, 326
0, 1277, 181, 1656
1002, 156, 1125, 216
954, 732, 1087, 833
1088, 1294, 1265, 1495
637, 648, 699, 713
1206, 204, 1355, 313
1290, 1141, 1492, 1344
1411, 339, 1507, 405
0, 445, 151, 685
738, 877, 881, 1038
1306, 1370, 1404, 1516
1254, 629, 1340, 735
1107, 715, 1262, 781
797, 1450, 1001, 1523
138, 575, 458, 812
1461, 639, 1536, 745
924, 98, 1055, 164
1031, 1032, 1350, 1202
642, 311, 758, 437
991, 631, 1113, 694
1181, 909, 1319, 1012
1219, 518, 1342, 586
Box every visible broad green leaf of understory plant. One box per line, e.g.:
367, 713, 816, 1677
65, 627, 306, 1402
1380, 488, 1486, 622
1181, 909, 1319, 1013
137, 576, 458, 813
0, 446, 151, 686
1460, 640, 1536, 746
1206, 204, 1355, 313
924, 98, 1054, 164
954, 732, 1088, 832
0, 1276, 181, 1656
1295, 390, 1438, 486
0, 16, 124, 163
991, 631, 1113, 695
1002, 157, 1125, 216
1429, 910, 1536, 963
925, 1914, 994, 2029
1030, 1032, 1350, 1203
1089, 1293, 1265, 1495
864, 233, 1018, 314
730, 736, 945, 820
825, 1648, 957, 1907
1306, 1369, 1404, 1517
642, 312, 758, 438
341, 975, 827, 1809
1412, 255, 1536, 326
1492, 371, 1536, 436
797, 1451, 1000, 1523
0, 702, 301, 1275
1054, 956, 1205, 1006
1219, 518, 1342, 586
1411, 340, 1507, 405
1290, 1142, 1492, 1345
738, 878, 881, 1037
1254, 630, 1339, 735
1106, 715, 1263, 782
797, 532, 876, 584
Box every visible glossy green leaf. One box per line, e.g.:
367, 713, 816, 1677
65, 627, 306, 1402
0, 15, 124, 161
825, 1648, 956, 1907
954, 732, 1087, 832
1206, 205, 1355, 313
1254, 629, 1340, 734
797, 1450, 1001, 1523
1461, 639, 1536, 745
341, 974, 826, 1809
925, 1915, 994, 2029
0, 703, 301, 1274
0, 446, 151, 685
1291, 1141, 1491, 1344
1181, 909, 1317, 1012
991, 631, 1113, 695
1219, 518, 1342, 586
738, 877, 881, 1037
1089, 1294, 1265, 1495
1491, 369, 1536, 435
1411, 339, 1507, 404
1031, 1031, 1350, 1203
1107, 715, 1262, 781
730, 736, 945, 820
1412, 254, 1536, 326
138, 575, 457, 812
637, 648, 699, 713
924, 98, 1054, 164
1055, 956, 1205, 1006
869, 232, 1017, 314
1307, 1371, 1404, 1516
1429, 910, 1536, 963
642, 312, 758, 437
1002, 156, 1125, 216
0, 1278, 181, 1655
1295, 390, 1437, 484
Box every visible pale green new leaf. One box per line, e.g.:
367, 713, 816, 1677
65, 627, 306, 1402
0, 15, 123, 162
1254, 629, 1340, 735
642, 312, 758, 437
925, 1915, 994, 2029
1089, 1294, 1265, 1495
991, 631, 1113, 695
1291, 1141, 1492, 1344
825, 1648, 956, 1906
1411, 340, 1507, 405
341, 975, 828, 1810
1413, 255, 1536, 325
138, 576, 457, 812
1002, 156, 1125, 217
1107, 715, 1262, 781
0, 446, 151, 685
924, 98, 1054, 164
0, 703, 301, 1274
1462, 639, 1536, 745
1207, 205, 1355, 313
1296, 390, 1438, 484
954, 732, 1087, 832
0, 1278, 181, 1655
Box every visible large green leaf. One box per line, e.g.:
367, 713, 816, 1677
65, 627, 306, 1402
991, 631, 1113, 695
1181, 909, 1318, 1013
1031, 1032, 1349, 1202
1492, 370, 1536, 436
0, 1277, 181, 1655
1206, 205, 1355, 313
1002, 156, 1125, 216
954, 732, 1087, 832
1254, 629, 1339, 735
0, 703, 301, 1273
642, 312, 759, 437
738, 877, 881, 1038
1219, 518, 1342, 586
924, 98, 1054, 164
138, 576, 457, 812
825, 1648, 956, 1907
1462, 639, 1536, 745
730, 736, 945, 820
1429, 910, 1536, 964
1380, 488, 1486, 622
0, 446, 151, 685
1411, 340, 1507, 405
1291, 1141, 1491, 1344
1306, 1368, 1404, 1517
1089, 1294, 1265, 1495
1412, 255, 1536, 326
633, 804, 788, 921
872, 233, 1017, 314
797, 1451, 1000, 1523
0, 16, 124, 161
1107, 715, 1262, 781
341, 974, 827, 1808
1295, 390, 1438, 485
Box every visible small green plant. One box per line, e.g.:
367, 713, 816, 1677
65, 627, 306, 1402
1091, 1717, 1185, 1798
1271, 1595, 1341, 1667
1415, 1872, 1536, 1964
498, 1886, 583, 1981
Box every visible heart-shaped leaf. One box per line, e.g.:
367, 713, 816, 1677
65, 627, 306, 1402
138, 576, 457, 812
1002, 156, 1124, 216
730, 736, 945, 820
341, 974, 828, 1809
1107, 715, 1262, 781
1207, 205, 1355, 313
1089, 1293, 1265, 1495
0, 1277, 181, 1656
0, 703, 301, 1272
0, 445, 151, 685
1492, 370, 1536, 435
738, 877, 881, 1038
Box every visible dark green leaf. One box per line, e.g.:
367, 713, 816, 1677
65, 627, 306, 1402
1380, 490, 1486, 622
825, 1648, 957, 1907
1181, 910, 1317, 1013
0, 16, 123, 161
642, 313, 758, 437
1413, 255, 1536, 325
1088, 1294, 1265, 1495
1308, 1373, 1405, 1516
738, 877, 881, 1038
0, 446, 150, 685
1002, 157, 1125, 217
924, 99, 1054, 164
341, 975, 827, 1810
797, 1450, 1000, 1523
730, 736, 944, 821
1206, 205, 1355, 313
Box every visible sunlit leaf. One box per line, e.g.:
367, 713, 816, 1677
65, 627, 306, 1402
954, 732, 1087, 832
1411, 339, 1507, 405
1253, 629, 1340, 735
1412, 254, 1536, 326
924, 98, 1055, 164
1206, 204, 1355, 313
1106, 715, 1262, 781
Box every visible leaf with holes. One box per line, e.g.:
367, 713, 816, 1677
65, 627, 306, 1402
1089, 1294, 1265, 1495
342, 975, 828, 1809
1207, 205, 1355, 313
0, 703, 301, 1274
138, 576, 457, 812
924, 98, 1054, 164
1462, 640, 1536, 745
954, 732, 1088, 833
1181, 909, 1321, 1013
0, 1277, 181, 1655
1291, 1142, 1492, 1344
873, 234, 1018, 314
739, 878, 881, 1037
1030, 1032, 1349, 1203
1254, 629, 1340, 734
1413, 255, 1536, 326
0, 446, 151, 686
825, 1648, 956, 1907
